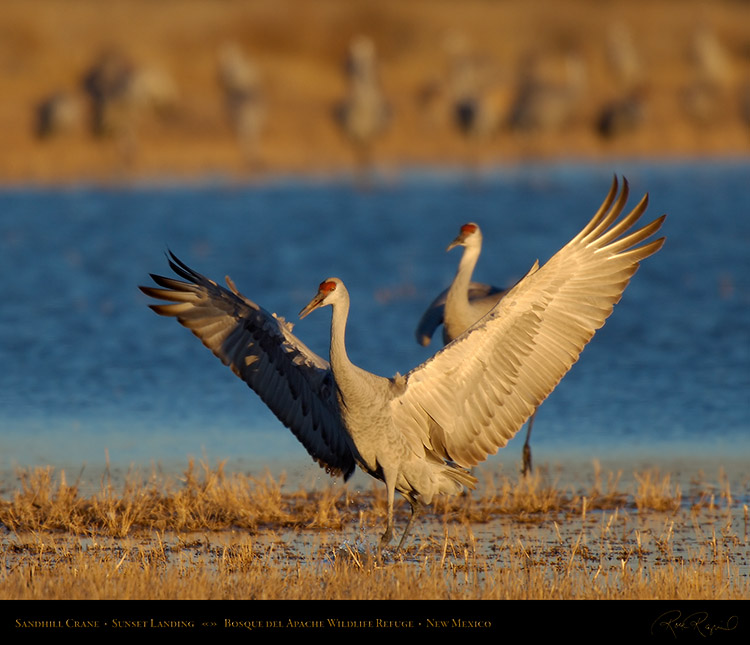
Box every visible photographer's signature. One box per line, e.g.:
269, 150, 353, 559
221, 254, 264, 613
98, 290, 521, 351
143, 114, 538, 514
652, 610, 739, 638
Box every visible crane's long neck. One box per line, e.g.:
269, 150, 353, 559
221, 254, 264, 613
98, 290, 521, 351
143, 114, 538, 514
328, 298, 352, 375
326, 294, 383, 473
327, 297, 371, 406
443, 243, 482, 342
447, 243, 480, 307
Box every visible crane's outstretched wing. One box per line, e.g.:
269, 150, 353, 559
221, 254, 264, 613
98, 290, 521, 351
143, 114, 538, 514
415, 282, 506, 347
139, 252, 356, 480
393, 176, 665, 467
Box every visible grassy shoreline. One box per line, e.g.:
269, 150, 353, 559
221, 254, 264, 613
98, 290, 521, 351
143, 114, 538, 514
2, 459, 748, 600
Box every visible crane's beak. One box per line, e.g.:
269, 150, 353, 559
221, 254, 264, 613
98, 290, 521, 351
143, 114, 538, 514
299, 291, 326, 319
446, 233, 466, 252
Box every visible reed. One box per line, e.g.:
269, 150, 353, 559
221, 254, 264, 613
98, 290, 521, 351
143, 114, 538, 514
1, 460, 748, 600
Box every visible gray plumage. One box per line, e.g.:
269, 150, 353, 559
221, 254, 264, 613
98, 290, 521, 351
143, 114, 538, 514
507, 50, 586, 132
34, 91, 83, 139
81, 48, 179, 163
140, 176, 665, 550
334, 36, 391, 170
416, 223, 507, 347
415, 278, 504, 348
81, 48, 136, 138
596, 88, 647, 139
217, 42, 265, 165
680, 26, 735, 127
596, 24, 647, 140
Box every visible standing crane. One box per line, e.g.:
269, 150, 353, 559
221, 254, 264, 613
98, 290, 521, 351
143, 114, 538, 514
415, 222, 538, 475
81, 48, 179, 165
334, 36, 391, 175
139, 176, 665, 551
443, 36, 504, 166
507, 49, 587, 133
217, 42, 265, 167
596, 23, 648, 140
681, 26, 735, 128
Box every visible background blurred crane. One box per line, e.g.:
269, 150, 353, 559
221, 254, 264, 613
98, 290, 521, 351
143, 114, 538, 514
217, 42, 266, 168
334, 35, 391, 176
81, 47, 179, 164
507, 48, 587, 133
596, 23, 648, 139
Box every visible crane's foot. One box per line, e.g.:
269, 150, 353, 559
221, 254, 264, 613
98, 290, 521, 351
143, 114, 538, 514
376, 525, 393, 558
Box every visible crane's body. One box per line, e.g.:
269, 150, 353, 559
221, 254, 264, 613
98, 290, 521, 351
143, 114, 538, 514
140, 176, 665, 550
334, 36, 390, 171
301, 279, 477, 545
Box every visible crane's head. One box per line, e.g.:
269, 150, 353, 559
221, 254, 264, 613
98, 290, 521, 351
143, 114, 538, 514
299, 278, 344, 318
447, 222, 482, 252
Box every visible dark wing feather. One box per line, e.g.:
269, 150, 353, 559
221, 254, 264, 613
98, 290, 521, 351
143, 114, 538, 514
139, 252, 356, 480
415, 282, 505, 346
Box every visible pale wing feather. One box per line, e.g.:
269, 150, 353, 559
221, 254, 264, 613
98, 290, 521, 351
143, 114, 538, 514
140, 252, 356, 479
392, 177, 665, 467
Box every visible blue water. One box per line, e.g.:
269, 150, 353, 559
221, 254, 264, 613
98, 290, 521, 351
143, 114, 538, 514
1, 161, 748, 477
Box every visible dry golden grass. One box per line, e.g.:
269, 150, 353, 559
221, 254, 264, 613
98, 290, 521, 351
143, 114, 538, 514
0, 459, 701, 537
0, 460, 358, 537
1, 460, 748, 600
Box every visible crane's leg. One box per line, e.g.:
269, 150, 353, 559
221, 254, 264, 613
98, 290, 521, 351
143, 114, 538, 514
378, 478, 396, 553
396, 499, 422, 552
522, 412, 535, 476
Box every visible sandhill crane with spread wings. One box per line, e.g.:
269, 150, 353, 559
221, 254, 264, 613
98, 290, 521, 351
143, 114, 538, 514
140, 176, 665, 551
415, 221, 539, 475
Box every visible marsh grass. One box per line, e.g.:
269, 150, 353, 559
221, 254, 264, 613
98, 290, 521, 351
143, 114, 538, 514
1, 460, 749, 600
0, 460, 357, 536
